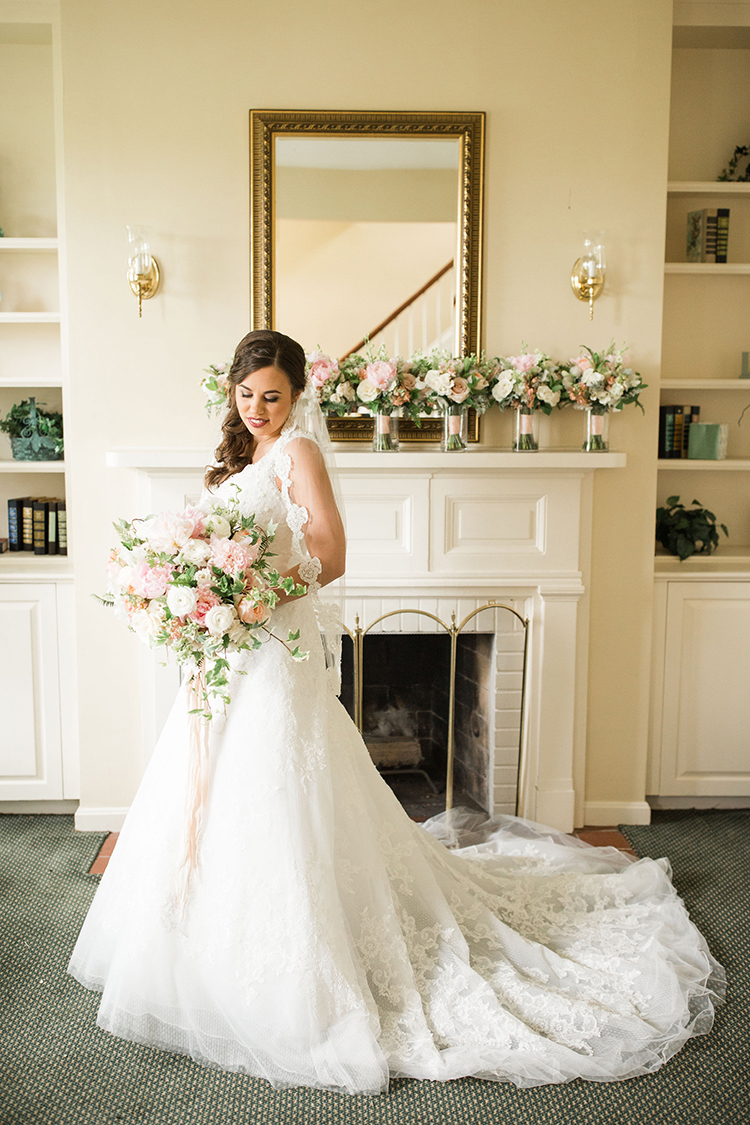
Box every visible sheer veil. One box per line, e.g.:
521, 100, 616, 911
288, 382, 347, 695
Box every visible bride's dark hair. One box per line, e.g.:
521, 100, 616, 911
205, 329, 307, 488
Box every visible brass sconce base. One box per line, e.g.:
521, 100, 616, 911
128, 258, 161, 317
570, 258, 604, 320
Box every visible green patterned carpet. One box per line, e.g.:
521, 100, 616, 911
0, 810, 747, 1125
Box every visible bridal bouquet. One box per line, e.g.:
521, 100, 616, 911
560, 343, 646, 413
101, 490, 307, 718
200, 361, 232, 415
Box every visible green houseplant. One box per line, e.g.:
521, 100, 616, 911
655, 496, 728, 562
0, 397, 64, 461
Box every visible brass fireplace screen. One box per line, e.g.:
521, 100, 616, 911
343, 604, 530, 815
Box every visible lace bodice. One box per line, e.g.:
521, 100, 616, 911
204, 423, 314, 575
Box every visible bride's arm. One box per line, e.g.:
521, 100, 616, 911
279, 437, 346, 591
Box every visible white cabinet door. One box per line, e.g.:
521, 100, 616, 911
659, 581, 750, 796
0, 584, 63, 799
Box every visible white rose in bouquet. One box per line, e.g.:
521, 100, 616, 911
356, 379, 379, 403
425, 370, 452, 397
167, 585, 199, 617
205, 514, 231, 539
131, 606, 165, 643
204, 604, 237, 637
179, 539, 212, 566
491, 375, 515, 404
537, 385, 560, 407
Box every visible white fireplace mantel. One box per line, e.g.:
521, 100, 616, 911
105, 446, 626, 832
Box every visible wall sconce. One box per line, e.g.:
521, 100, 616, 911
126, 225, 161, 317
570, 231, 605, 320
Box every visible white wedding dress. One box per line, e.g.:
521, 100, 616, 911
69, 425, 723, 1095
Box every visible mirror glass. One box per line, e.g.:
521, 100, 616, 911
274, 136, 461, 360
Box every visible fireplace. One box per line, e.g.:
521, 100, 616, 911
105, 447, 626, 833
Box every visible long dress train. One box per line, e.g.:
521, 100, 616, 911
68, 424, 723, 1095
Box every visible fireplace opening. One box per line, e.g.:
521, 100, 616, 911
340, 632, 504, 820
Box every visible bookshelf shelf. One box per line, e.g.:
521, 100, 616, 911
0, 552, 72, 577
664, 263, 750, 275
0, 376, 62, 389
0, 312, 61, 323
667, 181, 750, 194
0, 238, 58, 251
657, 459, 750, 471
660, 380, 750, 389
0, 460, 66, 474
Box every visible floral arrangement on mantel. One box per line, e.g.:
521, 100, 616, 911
200, 342, 645, 453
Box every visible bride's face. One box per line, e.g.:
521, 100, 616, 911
236, 366, 299, 441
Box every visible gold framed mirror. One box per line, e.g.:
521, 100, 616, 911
250, 109, 485, 441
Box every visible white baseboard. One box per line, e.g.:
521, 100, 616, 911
648, 795, 750, 810
0, 800, 79, 815
583, 800, 652, 826
74, 806, 130, 832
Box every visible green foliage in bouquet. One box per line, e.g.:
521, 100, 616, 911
656, 496, 728, 562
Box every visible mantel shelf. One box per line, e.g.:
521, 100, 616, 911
665, 263, 750, 275
660, 380, 750, 389
105, 448, 628, 472
667, 181, 750, 195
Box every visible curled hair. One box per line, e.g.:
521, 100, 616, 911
205, 329, 306, 489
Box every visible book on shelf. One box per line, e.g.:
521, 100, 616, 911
56, 499, 67, 556
6, 496, 65, 555
672, 405, 684, 459
0, 538, 8, 554
7, 497, 27, 552
686, 208, 728, 263
683, 405, 700, 457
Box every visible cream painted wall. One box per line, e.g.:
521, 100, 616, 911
59, 0, 673, 816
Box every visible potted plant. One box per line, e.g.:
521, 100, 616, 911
0, 397, 64, 461
655, 496, 728, 561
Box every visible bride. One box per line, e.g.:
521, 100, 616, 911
68, 329, 723, 1096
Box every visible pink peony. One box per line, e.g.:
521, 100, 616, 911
130, 561, 173, 599
308, 352, 339, 389
182, 506, 207, 538
572, 354, 593, 371
208, 534, 254, 578
449, 376, 470, 403
365, 360, 397, 392
512, 353, 538, 373
189, 586, 221, 626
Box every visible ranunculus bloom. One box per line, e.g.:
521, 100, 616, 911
449, 376, 470, 403
365, 360, 397, 392
131, 561, 173, 599
204, 604, 237, 637
179, 538, 212, 566
167, 585, 199, 617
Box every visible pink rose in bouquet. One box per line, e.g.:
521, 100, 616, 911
449, 376, 470, 403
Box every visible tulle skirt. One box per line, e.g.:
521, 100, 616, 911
68, 599, 724, 1094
